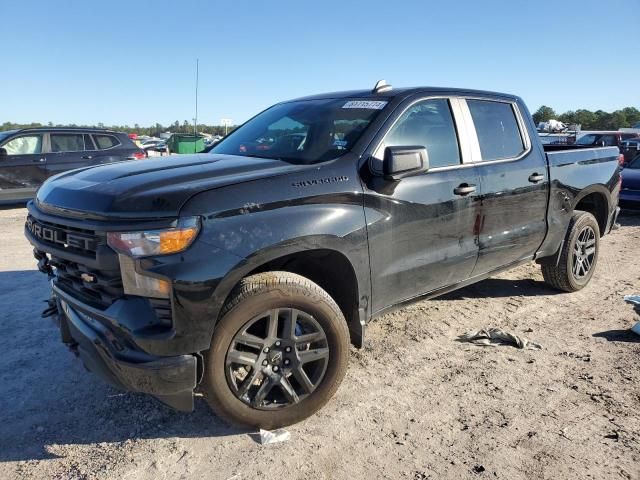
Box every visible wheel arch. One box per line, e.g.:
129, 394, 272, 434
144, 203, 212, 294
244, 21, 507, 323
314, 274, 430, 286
572, 186, 610, 236
213, 238, 367, 347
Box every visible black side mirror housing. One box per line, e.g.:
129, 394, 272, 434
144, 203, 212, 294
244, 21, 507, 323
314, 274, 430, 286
0, 147, 6, 157
383, 146, 429, 180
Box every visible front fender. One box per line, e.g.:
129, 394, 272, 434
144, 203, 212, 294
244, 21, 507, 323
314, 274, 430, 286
197, 200, 371, 321
145, 164, 370, 353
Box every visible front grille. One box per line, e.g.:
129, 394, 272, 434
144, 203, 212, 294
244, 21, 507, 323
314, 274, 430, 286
26, 215, 102, 258
30, 211, 174, 325
52, 257, 173, 325
148, 298, 173, 327
51, 256, 123, 309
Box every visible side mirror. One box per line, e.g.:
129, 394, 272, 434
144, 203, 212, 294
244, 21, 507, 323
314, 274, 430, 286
383, 146, 429, 180
0, 147, 6, 157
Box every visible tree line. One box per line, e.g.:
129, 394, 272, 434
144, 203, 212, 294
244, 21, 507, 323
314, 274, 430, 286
0, 120, 236, 137
4, 106, 640, 135
532, 106, 640, 130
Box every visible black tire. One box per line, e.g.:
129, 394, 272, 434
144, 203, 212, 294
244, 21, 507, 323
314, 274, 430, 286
202, 271, 350, 429
541, 210, 600, 292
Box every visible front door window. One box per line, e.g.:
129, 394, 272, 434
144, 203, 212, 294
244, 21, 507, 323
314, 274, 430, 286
3, 135, 42, 155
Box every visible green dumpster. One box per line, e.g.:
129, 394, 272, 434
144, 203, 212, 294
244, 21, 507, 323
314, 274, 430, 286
167, 134, 206, 154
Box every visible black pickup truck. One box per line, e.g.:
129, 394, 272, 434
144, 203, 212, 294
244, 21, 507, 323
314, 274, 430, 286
25, 83, 621, 428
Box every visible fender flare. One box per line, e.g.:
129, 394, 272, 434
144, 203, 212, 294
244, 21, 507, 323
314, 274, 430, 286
571, 184, 611, 214
208, 235, 369, 346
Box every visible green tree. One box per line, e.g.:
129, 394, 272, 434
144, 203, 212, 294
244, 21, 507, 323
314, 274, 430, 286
592, 110, 609, 129
558, 110, 576, 125
603, 111, 627, 130
572, 110, 597, 129
621, 107, 640, 127
532, 105, 557, 124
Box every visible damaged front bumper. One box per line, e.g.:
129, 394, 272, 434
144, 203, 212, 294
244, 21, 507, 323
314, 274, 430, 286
51, 283, 198, 411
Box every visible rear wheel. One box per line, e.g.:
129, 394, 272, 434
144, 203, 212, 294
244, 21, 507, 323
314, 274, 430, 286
202, 272, 350, 429
541, 211, 600, 292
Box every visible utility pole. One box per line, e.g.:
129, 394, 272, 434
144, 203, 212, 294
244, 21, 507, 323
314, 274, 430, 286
194, 58, 199, 153
220, 118, 233, 136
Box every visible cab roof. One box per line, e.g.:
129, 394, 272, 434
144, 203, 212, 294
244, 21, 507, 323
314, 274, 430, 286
287, 86, 520, 103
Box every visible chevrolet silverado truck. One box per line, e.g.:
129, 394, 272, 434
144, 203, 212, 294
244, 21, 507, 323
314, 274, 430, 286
25, 82, 621, 428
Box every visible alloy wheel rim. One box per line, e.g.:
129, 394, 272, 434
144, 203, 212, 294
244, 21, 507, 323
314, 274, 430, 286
225, 308, 329, 410
572, 225, 596, 280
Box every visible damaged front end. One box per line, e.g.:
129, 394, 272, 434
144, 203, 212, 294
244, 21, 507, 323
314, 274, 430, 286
28, 213, 200, 412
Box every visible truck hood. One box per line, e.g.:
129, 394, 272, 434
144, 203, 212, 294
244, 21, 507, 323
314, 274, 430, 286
36, 154, 305, 219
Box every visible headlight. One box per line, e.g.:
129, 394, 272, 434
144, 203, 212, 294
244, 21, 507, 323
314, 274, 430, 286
118, 254, 170, 298
107, 216, 201, 257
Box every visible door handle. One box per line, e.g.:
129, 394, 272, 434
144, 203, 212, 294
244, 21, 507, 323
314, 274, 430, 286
82, 155, 93, 160
453, 183, 477, 196
32, 157, 46, 163
528, 173, 545, 183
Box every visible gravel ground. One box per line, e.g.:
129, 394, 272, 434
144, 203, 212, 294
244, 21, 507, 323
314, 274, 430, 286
0, 206, 639, 480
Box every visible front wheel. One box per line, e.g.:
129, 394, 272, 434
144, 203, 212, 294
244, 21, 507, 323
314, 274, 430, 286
541, 210, 600, 292
202, 272, 350, 429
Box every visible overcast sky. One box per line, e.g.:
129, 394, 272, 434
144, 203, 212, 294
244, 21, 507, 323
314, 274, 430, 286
2, 0, 638, 126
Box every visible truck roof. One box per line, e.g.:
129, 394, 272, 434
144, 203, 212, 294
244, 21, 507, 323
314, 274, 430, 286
288, 86, 520, 103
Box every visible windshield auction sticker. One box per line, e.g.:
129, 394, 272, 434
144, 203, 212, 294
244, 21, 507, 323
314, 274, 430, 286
342, 100, 388, 109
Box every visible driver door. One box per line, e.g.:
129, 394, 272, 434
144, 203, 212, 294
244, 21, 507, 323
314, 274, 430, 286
362, 97, 482, 313
0, 133, 47, 202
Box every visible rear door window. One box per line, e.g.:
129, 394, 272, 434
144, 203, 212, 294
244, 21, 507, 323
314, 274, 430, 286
50, 134, 84, 152
94, 134, 120, 150
2, 135, 43, 155
467, 100, 526, 161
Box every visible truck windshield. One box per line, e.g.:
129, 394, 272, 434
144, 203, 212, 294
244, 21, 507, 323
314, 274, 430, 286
211, 98, 387, 164
0, 130, 19, 143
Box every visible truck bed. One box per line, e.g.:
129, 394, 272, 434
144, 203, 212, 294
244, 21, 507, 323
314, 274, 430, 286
536, 145, 621, 261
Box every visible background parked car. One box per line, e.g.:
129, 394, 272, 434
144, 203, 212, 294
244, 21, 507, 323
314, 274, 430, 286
144, 141, 168, 157
574, 131, 638, 150
621, 137, 640, 166
140, 139, 167, 156
620, 155, 640, 208
0, 127, 144, 204
140, 138, 163, 149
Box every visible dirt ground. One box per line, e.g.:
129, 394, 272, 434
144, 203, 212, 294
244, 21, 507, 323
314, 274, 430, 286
0, 206, 639, 480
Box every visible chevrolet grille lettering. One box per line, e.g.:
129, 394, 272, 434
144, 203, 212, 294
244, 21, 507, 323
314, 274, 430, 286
26, 217, 94, 251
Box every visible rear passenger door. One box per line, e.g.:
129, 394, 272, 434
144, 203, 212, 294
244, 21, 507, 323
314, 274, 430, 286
45, 132, 96, 178
463, 98, 549, 275
92, 133, 127, 164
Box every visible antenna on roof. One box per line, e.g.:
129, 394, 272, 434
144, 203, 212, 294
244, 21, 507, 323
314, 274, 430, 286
372, 79, 392, 94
